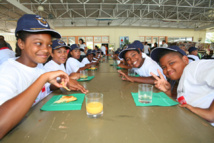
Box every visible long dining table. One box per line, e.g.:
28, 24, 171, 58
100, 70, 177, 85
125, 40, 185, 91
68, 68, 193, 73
1, 59, 214, 143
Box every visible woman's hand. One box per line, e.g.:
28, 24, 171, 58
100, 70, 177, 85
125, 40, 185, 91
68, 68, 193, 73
69, 73, 80, 80
45, 70, 69, 88
67, 79, 88, 94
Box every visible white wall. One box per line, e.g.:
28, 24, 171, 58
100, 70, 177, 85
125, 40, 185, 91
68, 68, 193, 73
1, 27, 206, 51
56, 27, 206, 49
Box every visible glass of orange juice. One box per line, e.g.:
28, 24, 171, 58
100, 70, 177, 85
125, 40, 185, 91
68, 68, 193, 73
85, 93, 103, 118
80, 70, 88, 79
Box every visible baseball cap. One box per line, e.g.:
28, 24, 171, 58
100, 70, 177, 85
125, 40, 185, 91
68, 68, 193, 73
15, 14, 61, 38
70, 44, 80, 51
132, 40, 144, 51
118, 44, 139, 59
86, 49, 95, 56
150, 45, 187, 62
97, 49, 102, 53
92, 50, 97, 53
52, 39, 70, 50
188, 47, 198, 53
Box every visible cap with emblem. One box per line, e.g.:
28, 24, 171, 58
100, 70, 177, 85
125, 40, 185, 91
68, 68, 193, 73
52, 40, 70, 50
15, 14, 61, 38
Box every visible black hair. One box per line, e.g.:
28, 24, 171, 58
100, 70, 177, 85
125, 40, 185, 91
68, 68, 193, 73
0, 39, 7, 48
95, 45, 99, 50
79, 38, 84, 44
157, 49, 183, 62
15, 31, 32, 57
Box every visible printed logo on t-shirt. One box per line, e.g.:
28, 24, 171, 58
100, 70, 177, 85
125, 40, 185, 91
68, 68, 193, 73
42, 86, 46, 92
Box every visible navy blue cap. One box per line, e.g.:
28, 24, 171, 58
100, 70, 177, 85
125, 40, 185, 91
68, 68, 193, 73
114, 49, 120, 54
150, 45, 187, 62
70, 44, 80, 51
86, 49, 95, 56
15, 14, 61, 38
92, 50, 97, 53
118, 44, 139, 59
188, 47, 198, 53
97, 49, 102, 53
132, 40, 144, 51
52, 39, 70, 50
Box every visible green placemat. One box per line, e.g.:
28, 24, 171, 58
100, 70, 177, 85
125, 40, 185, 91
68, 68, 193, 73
131, 92, 178, 106
116, 66, 125, 70
77, 76, 95, 82
110, 64, 117, 66
129, 74, 140, 77
41, 93, 85, 111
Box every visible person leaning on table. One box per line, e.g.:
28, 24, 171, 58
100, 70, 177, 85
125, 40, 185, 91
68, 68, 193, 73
150, 45, 214, 126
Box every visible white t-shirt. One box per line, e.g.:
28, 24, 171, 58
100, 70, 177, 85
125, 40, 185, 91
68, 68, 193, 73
162, 43, 168, 48
81, 57, 90, 66
44, 60, 66, 80
101, 46, 106, 55
144, 45, 150, 54
0, 58, 50, 106
79, 44, 86, 56
187, 55, 200, 63
0, 49, 15, 65
177, 60, 214, 126
44, 60, 66, 72
66, 57, 85, 74
133, 53, 166, 78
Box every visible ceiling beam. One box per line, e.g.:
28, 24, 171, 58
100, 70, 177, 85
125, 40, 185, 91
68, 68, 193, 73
195, 23, 214, 31
6, 0, 34, 14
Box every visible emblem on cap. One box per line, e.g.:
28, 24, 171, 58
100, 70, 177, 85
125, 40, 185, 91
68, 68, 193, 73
35, 15, 49, 27
58, 40, 65, 45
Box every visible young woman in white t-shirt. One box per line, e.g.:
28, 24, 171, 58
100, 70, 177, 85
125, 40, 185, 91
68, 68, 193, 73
66, 44, 91, 74
0, 14, 88, 139
0, 14, 72, 139
79, 38, 87, 61
81, 49, 99, 66
44, 39, 80, 80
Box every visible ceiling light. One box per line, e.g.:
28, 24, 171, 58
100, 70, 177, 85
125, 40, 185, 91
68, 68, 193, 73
38, 5, 44, 11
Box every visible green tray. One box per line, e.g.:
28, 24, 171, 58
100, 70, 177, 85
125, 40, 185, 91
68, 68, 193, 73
131, 92, 178, 106
40, 93, 85, 111
77, 76, 95, 82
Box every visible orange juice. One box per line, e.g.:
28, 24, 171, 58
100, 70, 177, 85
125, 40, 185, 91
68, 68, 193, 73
80, 75, 88, 79
86, 102, 103, 114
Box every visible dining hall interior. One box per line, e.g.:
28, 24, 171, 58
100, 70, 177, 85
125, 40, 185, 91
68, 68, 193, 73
0, 0, 214, 142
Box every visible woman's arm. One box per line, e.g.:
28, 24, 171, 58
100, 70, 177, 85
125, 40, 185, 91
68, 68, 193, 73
77, 64, 91, 72
0, 71, 69, 139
